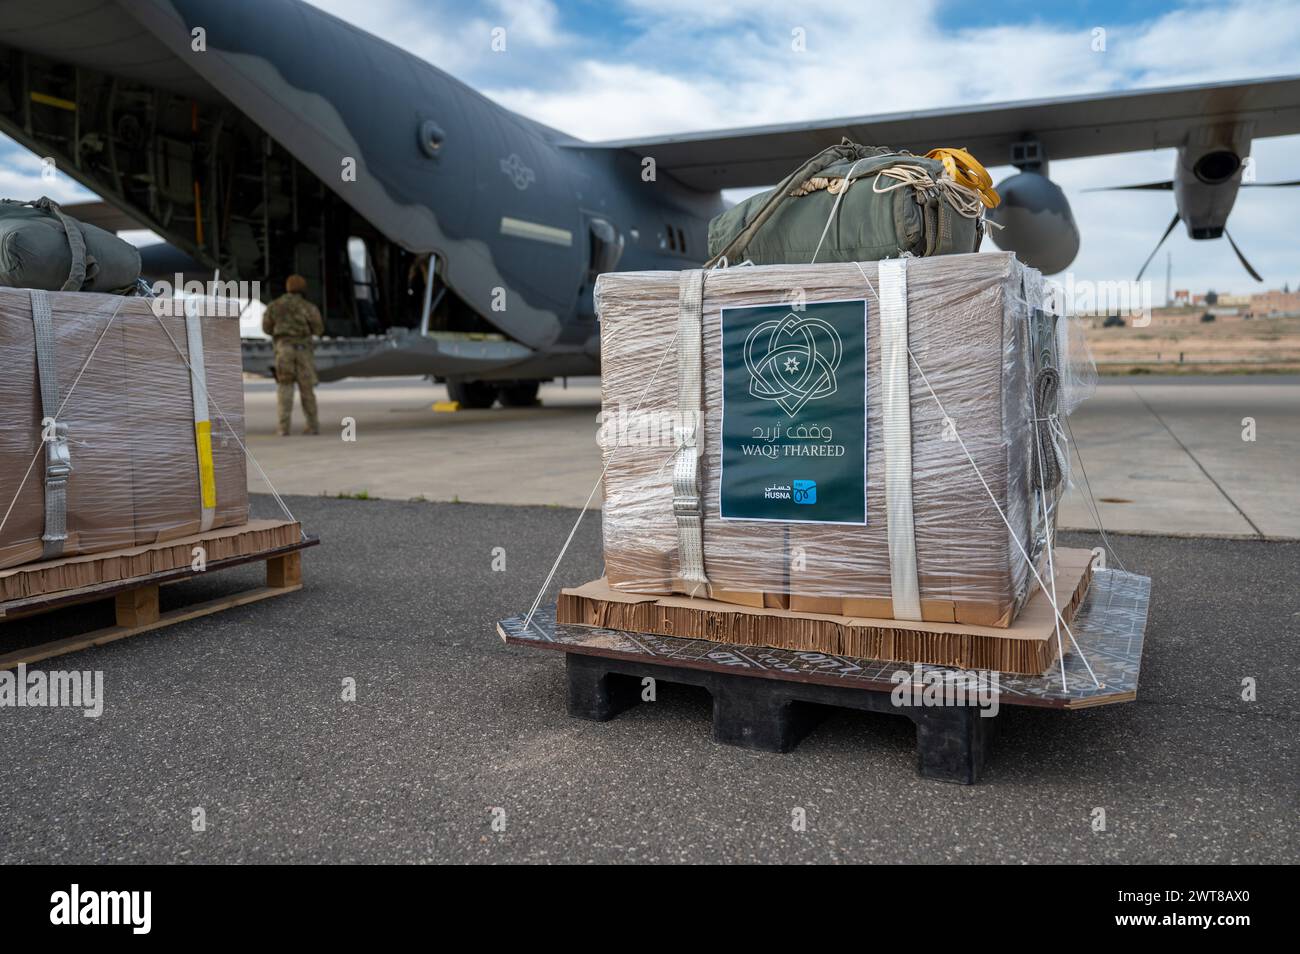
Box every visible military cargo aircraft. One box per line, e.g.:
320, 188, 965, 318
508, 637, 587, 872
2, 0, 1297, 404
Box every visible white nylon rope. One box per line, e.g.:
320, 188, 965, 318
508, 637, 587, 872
810, 160, 987, 266
854, 261, 1100, 690
810, 157, 868, 264
1064, 415, 1129, 573
150, 310, 302, 536
521, 321, 684, 635
910, 345, 1101, 690
518, 252, 1110, 694
0, 299, 305, 548
521, 257, 745, 633
0, 298, 126, 542
871, 165, 984, 218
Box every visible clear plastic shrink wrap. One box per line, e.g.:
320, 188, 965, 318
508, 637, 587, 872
0, 288, 248, 570
594, 251, 1093, 628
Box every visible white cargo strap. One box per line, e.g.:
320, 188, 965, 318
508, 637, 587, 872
184, 298, 217, 531
673, 268, 709, 590
878, 259, 921, 620
30, 290, 71, 560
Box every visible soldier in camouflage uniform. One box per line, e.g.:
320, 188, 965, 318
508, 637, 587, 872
262, 274, 324, 435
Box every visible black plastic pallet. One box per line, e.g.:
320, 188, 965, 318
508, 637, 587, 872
498, 568, 1150, 784
565, 651, 995, 783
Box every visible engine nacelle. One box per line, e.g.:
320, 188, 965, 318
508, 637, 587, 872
986, 172, 1080, 274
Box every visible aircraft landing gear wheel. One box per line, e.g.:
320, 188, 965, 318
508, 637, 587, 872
446, 380, 497, 409
497, 381, 540, 407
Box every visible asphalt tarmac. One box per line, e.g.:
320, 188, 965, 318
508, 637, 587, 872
0, 495, 1294, 863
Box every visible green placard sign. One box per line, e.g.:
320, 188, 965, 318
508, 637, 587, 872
719, 299, 868, 524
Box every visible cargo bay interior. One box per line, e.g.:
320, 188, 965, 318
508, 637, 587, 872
0, 44, 489, 339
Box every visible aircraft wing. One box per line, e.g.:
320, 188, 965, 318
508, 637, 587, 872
60, 201, 147, 233
581, 75, 1300, 191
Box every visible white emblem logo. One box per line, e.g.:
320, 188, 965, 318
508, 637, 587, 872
744, 312, 842, 416
499, 153, 535, 190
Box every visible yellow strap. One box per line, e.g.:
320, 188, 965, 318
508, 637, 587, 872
926, 147, 1001, 209
194, 420, 217, 509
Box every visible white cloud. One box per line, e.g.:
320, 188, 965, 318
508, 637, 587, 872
488, 61, 740, 140
472, 1, 1300, 137
0, 150, 95, 205
475, 0, 1300, 292
304, 0, 566, 77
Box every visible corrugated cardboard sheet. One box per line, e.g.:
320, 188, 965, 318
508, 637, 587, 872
0, 519, 300, 606
558, 548, 1094, 675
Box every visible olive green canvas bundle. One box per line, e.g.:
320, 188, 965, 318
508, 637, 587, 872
707, 142, 988, 267
0, 197, 141, 293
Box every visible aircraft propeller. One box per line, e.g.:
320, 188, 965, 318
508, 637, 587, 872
1134, 212, 1182, 283
1085, 179, 1300, 282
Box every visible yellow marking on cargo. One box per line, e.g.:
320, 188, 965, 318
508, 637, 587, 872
30, 92, 77, 111
195, 420, 217, 508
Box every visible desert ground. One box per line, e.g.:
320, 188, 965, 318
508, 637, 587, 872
1084, 315, 1300, 374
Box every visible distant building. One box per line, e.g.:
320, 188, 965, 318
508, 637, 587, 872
1250, 289, 1300, 317
1217, 293, 1253, 307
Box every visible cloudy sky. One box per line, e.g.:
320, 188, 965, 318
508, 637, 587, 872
3, 0, 1298, 293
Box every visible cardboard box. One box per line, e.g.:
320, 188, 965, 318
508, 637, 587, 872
0, 289, 247, 569
594, 253, 1069, 627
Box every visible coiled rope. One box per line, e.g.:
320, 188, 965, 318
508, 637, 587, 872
794, 163, 989, 219
871, 163, 985, 218
794, 146, 1000, 221
1031, 365, 1066, 492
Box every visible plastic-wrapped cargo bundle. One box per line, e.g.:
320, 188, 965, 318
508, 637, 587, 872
594, 251, 1091, 628
0, 288, 247, 569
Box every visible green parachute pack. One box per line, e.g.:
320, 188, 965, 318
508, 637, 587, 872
0, 197, 142, 293
707, 141, 1000, 267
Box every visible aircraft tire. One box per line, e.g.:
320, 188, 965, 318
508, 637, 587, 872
447, 380, 498, 409
497, 381, 540, 407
